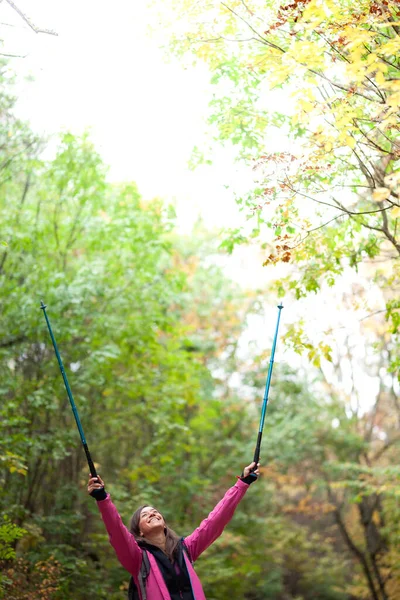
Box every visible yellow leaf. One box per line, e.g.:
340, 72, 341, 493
301, 0, 327, 27
392, 206, 400, 218
346, 136, 356, 149
387, 92, 400, 107
366, 53, 379, 66
372, 187, 390, 202
376, 61, 388, 73
299, 99, 314, 112
375, 71, 386, 86
380, 38, 400, 56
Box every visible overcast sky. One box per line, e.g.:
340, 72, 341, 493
3, 0, 254, 232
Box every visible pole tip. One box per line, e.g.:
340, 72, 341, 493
40, 300, 47, 310
277, 303, 284, 309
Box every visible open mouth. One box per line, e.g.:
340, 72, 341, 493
149, 517, 160, 523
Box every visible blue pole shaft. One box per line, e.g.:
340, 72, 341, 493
40, 301, 97, 477
252, 303, 283, 466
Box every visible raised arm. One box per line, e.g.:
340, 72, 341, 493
88, 476, 142, 576
184, 462, 260, 562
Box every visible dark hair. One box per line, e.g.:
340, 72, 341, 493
130, 505, 181, 562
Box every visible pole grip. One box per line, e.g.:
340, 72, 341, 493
252, 431, 262, 469
84, 444, 98, 478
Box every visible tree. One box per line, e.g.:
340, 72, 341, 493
155, 0, 400, 597
159, 0, 400, 348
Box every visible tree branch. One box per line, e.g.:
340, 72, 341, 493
4, 0, 58, 35
326, 484, 380, 600
0, 334, 27, 348
372, 434, 400, 461
221, 3, 285, 52
284, 181, 393, 217
0, 249, 7, 274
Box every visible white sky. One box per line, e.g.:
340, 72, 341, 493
3, 0, 253, 231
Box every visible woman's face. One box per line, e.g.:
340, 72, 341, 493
139, 506, 166, 537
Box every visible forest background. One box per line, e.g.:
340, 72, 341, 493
0, 1, 399, 599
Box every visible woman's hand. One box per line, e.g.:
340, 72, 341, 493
240, 462, 260, 484
87, 475, 107, 500
242, 462, 260, 478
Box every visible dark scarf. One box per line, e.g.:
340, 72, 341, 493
139, 540, 194, 600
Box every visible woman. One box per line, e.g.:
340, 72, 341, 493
87, 461, 260, 600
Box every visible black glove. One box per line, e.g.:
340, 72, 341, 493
240, 471, 258, 485
90, 486, 107, 501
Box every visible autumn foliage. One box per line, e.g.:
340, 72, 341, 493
157, 0, 400, 598
3, 557, 62, 600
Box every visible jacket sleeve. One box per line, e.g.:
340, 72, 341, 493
97, 494, 142, 577
184, 479, 249, 562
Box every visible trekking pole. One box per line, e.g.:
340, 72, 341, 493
250, 304, 283, 478
40, 300, 98, 478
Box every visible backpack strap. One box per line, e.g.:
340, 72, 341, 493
128, 549, 150, 600
138, 549, 150, 600
181, 538, 193, 564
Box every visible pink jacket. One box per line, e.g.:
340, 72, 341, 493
97, 479, 250, 599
